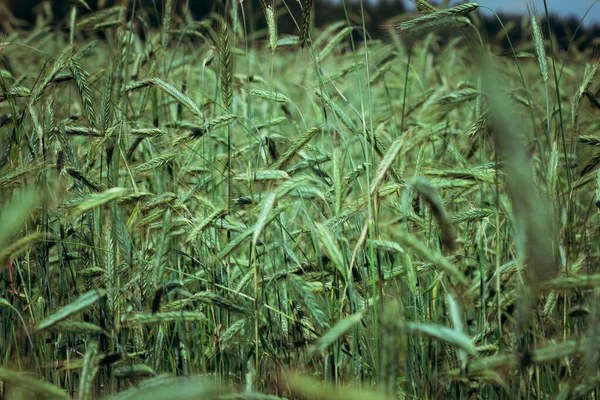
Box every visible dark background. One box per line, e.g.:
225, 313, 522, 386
3, 0, 599, 51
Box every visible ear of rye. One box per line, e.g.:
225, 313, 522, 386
371, 136, 403, 196
37, 290, 107, 331
252, 192, 277, 246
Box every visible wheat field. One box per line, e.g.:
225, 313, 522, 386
1, 0, 600, 399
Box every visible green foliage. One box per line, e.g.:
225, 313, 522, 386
0, 1, 599, 399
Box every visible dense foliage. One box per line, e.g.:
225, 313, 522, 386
1, 1, 599, 399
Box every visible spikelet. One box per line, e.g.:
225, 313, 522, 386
47, 321, 104, 334
264, 2, 278, 51
78, 341, 101, 400
580, 153, 600, 178
299, 0, 312, 48
309, 310, 365, 355
69, 56, 96, 128
218, 207, 282, 259
393, 3, 479, 37
288, 274, 330, 330
36, 290, 106, 331
248, 89, 289, 103
234, 170, 289, 182
76, 6, 125, 30
125, 78, 203, 118
220, 319, 247, 349
370, 61, 393, 84
450, 208, 493, 224
100, 61, 113, 132
162, 0, 174, 49
188, 291, 251, 314
317, 26, 352, 62
175, 114, 237, 146
63, 125, 102, 137
186, 208, 227, 243
0, 232, 43, 264
371, 136, 403, 196
114, 364, 155, 379
133, 153, 177, 174
123, 311, 207, 326
315, 92, 355, 133
392, 229, 467, 285
254, 116, 286, 129
390, 320, 476, 356
203, 46, 216, 68
415, 0, 437, 13
220, 20, 233, 109
130, 128, 168, 137
529, 5, 548, 83
252, 192, 277, 246
0, 163, 38, 189
395, 16, 471, 38
66, 167, 106, 192
272, 127, 320, 169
